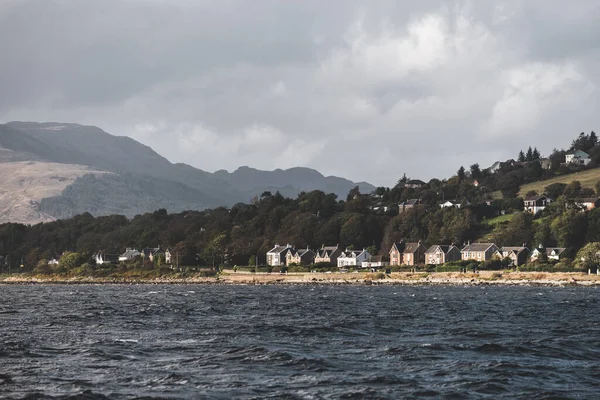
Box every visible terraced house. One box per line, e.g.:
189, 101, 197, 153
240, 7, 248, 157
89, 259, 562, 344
314, 245, 343, 265
285, 247, 315, 266
424, 245, 461, 265
501, 246, 530, 266
461, 243, 501, 262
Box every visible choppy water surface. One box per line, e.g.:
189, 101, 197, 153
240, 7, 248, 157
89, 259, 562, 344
1, 285, 599, 399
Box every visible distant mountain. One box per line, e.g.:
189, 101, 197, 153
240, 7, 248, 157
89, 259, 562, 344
0, 122, 374, 223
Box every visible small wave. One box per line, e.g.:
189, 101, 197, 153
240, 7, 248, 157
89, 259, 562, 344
114, 339, 138, 343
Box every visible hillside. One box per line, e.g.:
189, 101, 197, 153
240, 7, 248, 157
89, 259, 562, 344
0, 122, 374, 223
518, 168, 600, 196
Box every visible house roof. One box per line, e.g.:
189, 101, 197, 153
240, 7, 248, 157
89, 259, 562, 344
501, 246, 528, 255
120, 248, 141, 258
297, 249, 314, 257
340, 249, 366, 258
524, 195, 547, 202
425, 245, 456, 254
462, 243, 496, 252
546, 247, 566, 256
403, 242, 424, 253
390, 241, 405, 253
400, 199, 420, 206
365, 255, 384, 263
567, 150, 590, 157
268, 244, 292, 254
577, 198, 600, 203
406, 179, 425, 185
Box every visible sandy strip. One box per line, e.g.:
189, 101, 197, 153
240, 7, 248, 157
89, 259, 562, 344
1, 271, 600, 286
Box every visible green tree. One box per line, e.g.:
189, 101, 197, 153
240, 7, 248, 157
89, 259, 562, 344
59, 251, 83, 271
526, 146, 534, 161
563, 181, 582, 198
551, 209, 588, 249
518, 150, 526, 162
576, 242, 600, 271
544, 183, 567, 199
457, 166, 466, 182
534, 219, 555, 248
532, 147, 541, 160
470, 163, 481, 180
248, 255, 256, 266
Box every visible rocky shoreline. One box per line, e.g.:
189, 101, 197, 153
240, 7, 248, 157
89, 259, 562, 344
1, 271, 599, 287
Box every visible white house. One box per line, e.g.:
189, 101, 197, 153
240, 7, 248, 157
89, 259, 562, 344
119, 248, 141, 262
361, 255, 388, 269
337, 249, 371, 268
94, 251, 119, 265
530, 246, 566, 261
565, 150, 591, 166
266, 244, 293, 266
524, 195, 552, 214
48, 258, 60, 265
439, 200, 469, 209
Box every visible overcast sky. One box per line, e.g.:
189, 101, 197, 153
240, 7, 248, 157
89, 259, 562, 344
1, 0, 599, 186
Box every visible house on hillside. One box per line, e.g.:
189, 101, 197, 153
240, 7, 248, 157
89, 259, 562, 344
576, 198, 600, 211
389, 241, 405, 266
439, 200, 469, 209
267, 244, 293, 266
501, 246, 530, 266
361, 255, 388, 269
473, 180, 480, 187
119, 248, 141, 262
48, 257, 60, 266
425, 245, 461, 265
405, 179, 426, 189
337, 249, 370, 268
403, 242, 427, 266
530, 246, 566, 262
461, 243, 500, 262
399, 199, 421, 213
314, 245, 343, 265
565, 150, 591, 166
285, 247, 315, 266
538, 158, 552, 170
94, 251, 119, 265
165, 248, 173, 265
523, 195, 551, 214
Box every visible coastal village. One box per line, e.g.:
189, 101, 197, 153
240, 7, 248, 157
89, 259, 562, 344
265, 242, 565, 270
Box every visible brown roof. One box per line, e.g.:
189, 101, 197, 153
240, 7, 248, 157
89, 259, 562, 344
367, 255, 384, 263
403, 242, 424, 253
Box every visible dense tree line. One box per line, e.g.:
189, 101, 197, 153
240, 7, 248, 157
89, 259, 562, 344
1, 130, 600, 273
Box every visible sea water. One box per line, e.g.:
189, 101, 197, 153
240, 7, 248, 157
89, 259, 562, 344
1, 285, 599, 399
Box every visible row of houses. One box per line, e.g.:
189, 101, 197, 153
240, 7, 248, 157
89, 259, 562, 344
267, 242, 567, 269
94, 247, 174, 265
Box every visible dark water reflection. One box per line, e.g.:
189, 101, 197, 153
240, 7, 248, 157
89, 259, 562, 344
0, 285, 599, 399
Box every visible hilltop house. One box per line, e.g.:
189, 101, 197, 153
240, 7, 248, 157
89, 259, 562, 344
266, 244, 293, 266
94, 251, 119, 265
524, 196, 551, 214
389, 241, 405, 266
538, 158, 552, 170
565, 150, 591, 166
314, 245, 343, 265
405, 179, 426, 189
285, 247, 315, 266
424, 245, 461, 265
461, 243, 501, 262
402, 242, 427, 266
439, 200, 469, 209
361, 255, 388, 269
337, 249, 371, 268
501, 246, 530, 266
530, 246, 566, 261
119, 248, 141, 262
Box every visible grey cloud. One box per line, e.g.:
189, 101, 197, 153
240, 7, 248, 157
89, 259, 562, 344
1, 0, 599, 186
